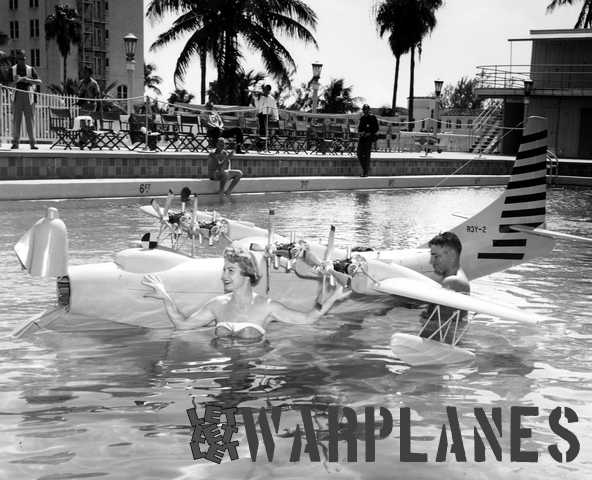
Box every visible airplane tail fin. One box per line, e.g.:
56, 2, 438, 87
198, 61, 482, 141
450, 116, 555, 280
14, 207, 69, 278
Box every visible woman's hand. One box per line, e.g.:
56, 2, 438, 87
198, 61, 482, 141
141, 273, 170, 301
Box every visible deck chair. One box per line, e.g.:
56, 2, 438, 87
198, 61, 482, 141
49, 108, 78, 149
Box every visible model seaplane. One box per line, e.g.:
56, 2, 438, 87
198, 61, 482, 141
10, 117, 590, 366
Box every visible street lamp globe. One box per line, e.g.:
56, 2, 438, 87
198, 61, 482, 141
312, 62, 323, 80
523, 79, 534, 97
434, 79, 444, 97
123, 33, 138, 62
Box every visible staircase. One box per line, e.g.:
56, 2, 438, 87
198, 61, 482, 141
469, 104, 503, 154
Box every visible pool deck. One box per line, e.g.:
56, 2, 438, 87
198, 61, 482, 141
0, 144, 590, 200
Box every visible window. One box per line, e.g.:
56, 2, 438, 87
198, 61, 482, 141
29, 0, 39, 7
9, 0, 18, 10
456, 119, 462, 129
446, 119, 452, 129
105, 29, 109, 39
105, 57, 109, 67
30, 48, 40, 67
10, 21, 19, 39
117, 85, 128, 99
467, 119, 473, 129
95, 55, 102, 76
105, 1, 109, 11
30, 19, 39, 38
421, 120, 425, 130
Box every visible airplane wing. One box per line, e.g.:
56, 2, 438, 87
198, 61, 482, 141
510, 225, 592, 244
374, 277, 543, 324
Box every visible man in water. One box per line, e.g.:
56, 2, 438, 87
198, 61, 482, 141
142, 246, 349, 339
207, 138, 243, 197
420, 231, 470, 342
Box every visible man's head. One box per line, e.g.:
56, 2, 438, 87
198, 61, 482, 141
362, 104, 371, 115
428, 231, 462, 277
15, 49, 26, 66
82, 66, 92, 80
222, 246, 261, 292
205, 101, 214, 111
215, 138, 226, 151
262, 84, 272, 96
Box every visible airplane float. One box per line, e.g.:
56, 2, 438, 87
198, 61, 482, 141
10, 117, 591, 366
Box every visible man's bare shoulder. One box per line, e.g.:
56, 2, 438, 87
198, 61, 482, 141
442, 272, 470, 294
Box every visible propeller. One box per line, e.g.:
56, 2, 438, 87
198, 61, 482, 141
190, 194, 201, 256
320, 225, 336, 301
162, 189, 174, 222
151, 197, 174, 242
266, 209, 275, 294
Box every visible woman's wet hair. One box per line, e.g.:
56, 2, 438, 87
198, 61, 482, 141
428, 231, 462, 255
223, 246, 261, 285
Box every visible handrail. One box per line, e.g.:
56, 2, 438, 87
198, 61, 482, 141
477, 63, 592, 90
546, 148, 559, 185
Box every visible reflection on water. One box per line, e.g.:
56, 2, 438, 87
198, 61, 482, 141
0, 186, 591, 479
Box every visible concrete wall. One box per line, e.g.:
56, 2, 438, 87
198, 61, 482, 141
529, 96, 592, 158
0, 152, 515, 180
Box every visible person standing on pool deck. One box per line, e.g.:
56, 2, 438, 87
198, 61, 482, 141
356, 104, 378, 177
142, 246, 349, 339
420, 231, 471, 341
251, 84, 278, 137
9, 50, 42, 150
207, 138, 243, 196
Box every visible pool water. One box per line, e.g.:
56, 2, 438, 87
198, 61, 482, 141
0, 187, 591, 479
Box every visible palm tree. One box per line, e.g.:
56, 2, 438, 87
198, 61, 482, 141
148, 0, 318, 105
45, 4, 81, 82
406, 0, 442, 131
375, 0, 415, 110
47, 78, 79, 95
0, 31, 9, 84
319, 78, 362, 114
144, 63, 163, 96
208, 69, 266, 105
147, 0, 220, 104
167, 88, 195, 106
547, 0, 592, 27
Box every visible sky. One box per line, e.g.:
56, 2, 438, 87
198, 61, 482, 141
144, 0, 583, 108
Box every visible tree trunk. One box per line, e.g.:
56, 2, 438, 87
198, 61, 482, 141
408, 46, 415, 132
392, 55, 400, 111
63, 53, 67, 84
199, 48, 206, 104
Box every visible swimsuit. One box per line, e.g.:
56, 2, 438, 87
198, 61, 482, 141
215, 321, 266, 338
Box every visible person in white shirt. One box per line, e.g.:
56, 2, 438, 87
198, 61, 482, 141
251, 84, 278, 137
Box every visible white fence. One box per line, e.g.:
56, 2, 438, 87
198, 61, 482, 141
0, 86, 80, 145
0, 85, 475, 153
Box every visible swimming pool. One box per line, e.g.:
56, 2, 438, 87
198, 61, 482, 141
1, 187, 591, 479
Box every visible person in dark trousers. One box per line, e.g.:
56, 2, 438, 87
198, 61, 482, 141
9, 50, 42, 149
357, 104, 378, 177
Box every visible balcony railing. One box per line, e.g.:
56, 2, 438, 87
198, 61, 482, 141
477, 64, 592, 91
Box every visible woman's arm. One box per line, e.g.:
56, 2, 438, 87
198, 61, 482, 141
267, 285, 350, 325
142, 274, 217, 329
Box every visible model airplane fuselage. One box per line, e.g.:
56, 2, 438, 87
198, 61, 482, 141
14, 117, 578, 338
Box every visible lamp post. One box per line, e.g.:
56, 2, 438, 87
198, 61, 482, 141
311, 62, 323, 113
434, 79, 443, 134
123, 33, 138, 114
523, 79, 533, 128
